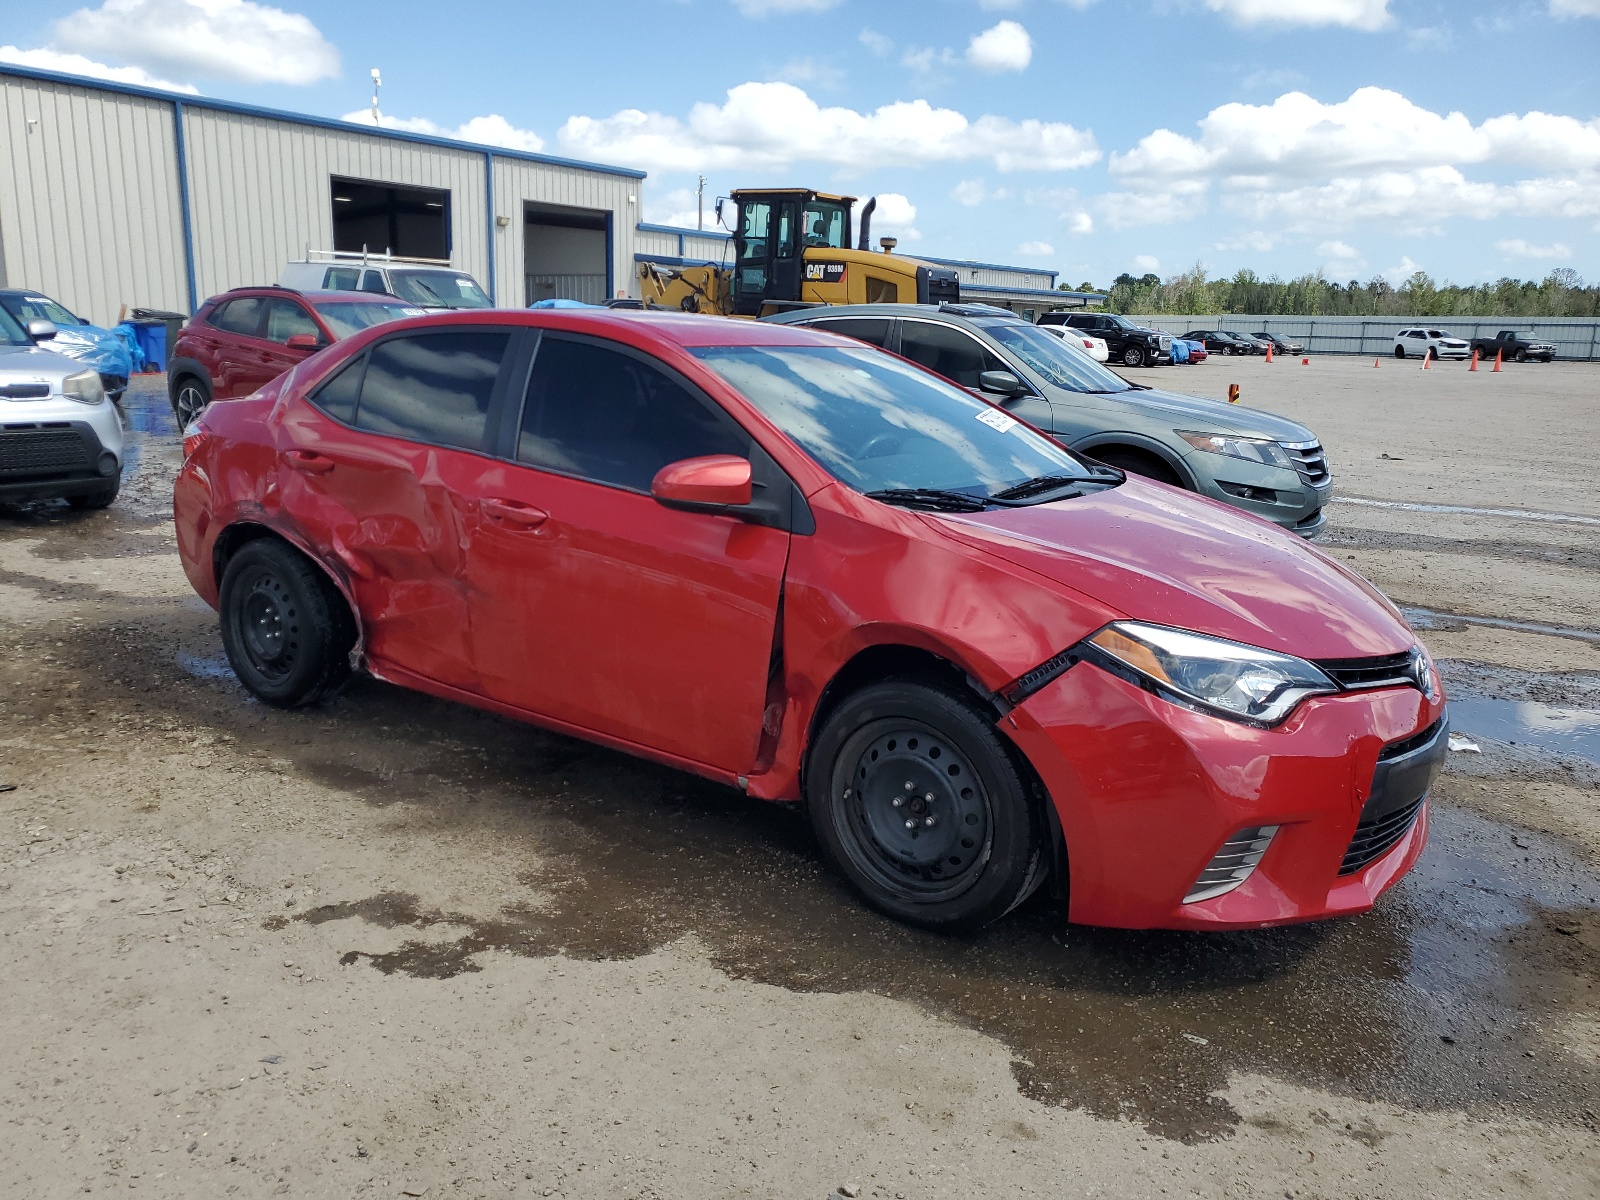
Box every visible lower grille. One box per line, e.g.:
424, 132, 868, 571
1184, 825, 1279, 904
1280, 440, 1329, 485
1340, 797, 1423, 875
0, 428, 92, 477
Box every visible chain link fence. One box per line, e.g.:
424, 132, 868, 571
1129, 315, 1600, 361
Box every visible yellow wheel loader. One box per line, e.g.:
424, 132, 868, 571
638, 189, 961, 317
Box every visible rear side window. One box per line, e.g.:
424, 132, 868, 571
310, 355, 365, 424
517, 336, 748, 492
897, 322, 1006, 389
806, 317, 891, 348
353, 331, 509, 451
210, 297, 264, 337
324, 267, 360, 290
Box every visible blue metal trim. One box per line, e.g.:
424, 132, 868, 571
484, 151, 497, 303
918, 254, 1060, 279
0, 62, 648, 180
636, 221, 731, 240
172, 100, 198, 314
605, 211, 614, 299
961, 283, 1107, 301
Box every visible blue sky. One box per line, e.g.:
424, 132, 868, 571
4, 0, 1597, 287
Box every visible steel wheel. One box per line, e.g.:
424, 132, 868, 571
218, 538, 355, 707
173, 378, 210, 426
235, 566, 302, 685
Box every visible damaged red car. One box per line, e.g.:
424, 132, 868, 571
173, 310, 1447, 933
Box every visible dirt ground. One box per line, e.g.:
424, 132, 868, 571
2, 358, 1597, 1199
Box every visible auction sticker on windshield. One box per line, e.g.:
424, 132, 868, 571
975, 407, 1019, 433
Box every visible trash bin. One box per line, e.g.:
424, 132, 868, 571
128, 308, 188, 371
129, 322, 167, 372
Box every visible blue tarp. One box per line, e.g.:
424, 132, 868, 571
46, 321, 135, 379
1171, 339, 1190, 364
528, 298, 602, 309
112, 323, 149, 372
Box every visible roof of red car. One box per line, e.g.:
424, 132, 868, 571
364, 307, 844, 350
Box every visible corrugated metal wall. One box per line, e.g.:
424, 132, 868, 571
1131, 314, 1600, 361
0, 75, 188, 325
184, 108, 491, 304
493, 158, 637, 305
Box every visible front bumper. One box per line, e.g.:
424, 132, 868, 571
0, 395, 124, 501
1188, 455, 1332, 538
1003, 662, 1444, 930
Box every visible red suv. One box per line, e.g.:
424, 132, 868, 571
167, 287, 424, 426
174, 310, 1446, 934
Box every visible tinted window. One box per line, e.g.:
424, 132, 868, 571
898, 321, 1007, 389
518, 336, 748, 492
354, 331, 509, 451
311, 299, 427, 338
361, 272, 389, 294
806, 317, 891, 348
210, 298, 264, 337
263, 298, 322, 344
324, 267, 360, 290
310, 354, 365, 424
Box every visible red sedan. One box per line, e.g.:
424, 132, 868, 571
173, 310, 1446, 933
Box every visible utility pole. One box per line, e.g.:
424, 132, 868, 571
370, 68, 382, 124
697, 175, 706, 231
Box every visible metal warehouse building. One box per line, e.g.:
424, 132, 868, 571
0, 62, 1097, 326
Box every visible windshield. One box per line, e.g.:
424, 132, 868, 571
387, 271, 492, 309
1, 293, 81, 326
691, 344, 1096, 499
0, 304, 30, 346
975, 320, 1134, 394
312, 299, 429, 338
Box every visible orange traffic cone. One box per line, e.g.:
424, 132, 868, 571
1492, 349, 1503, 373
1265, 343, 1274, 363
1469, 349, 1479, 372
1422, 349, 1433, 370
1373, 357, 1381, 367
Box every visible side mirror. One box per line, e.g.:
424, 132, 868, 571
285, 333, 321, 351
651, 455, 753, 512
979, 370, 1026, 396
26, 319, 57, 342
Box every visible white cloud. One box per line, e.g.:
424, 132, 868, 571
1318, 239, 1361, 259
1018, 240, 1056, 256
733, 0, 841, 15
342, 109, 546, 153
556, 81, 1099, 173
858, 28, 894, 56
1096, 181, 1209, 229
0, 44, 196, 92
1551, 0, 1600, 16
952, 179, 988, 206
52, 0, 338, 86
1132, 254, 1162, 273
1068, 210, 1094, 234
1383, 255, 1423, 283
1496, 238, 1572, 260
1204, 0, 1392, 30
967, 20, 1033, 71
902, 45, 957, 73
872, 193, 922, 242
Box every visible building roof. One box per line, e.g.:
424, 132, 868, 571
0, 61, 648, 179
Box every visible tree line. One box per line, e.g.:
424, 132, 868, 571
1070, 267, 1599, 318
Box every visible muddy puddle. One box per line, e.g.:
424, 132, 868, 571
1450, 697, 1600, 765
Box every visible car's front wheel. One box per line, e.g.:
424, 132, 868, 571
1122, 344, 1146, 368
219, 538, 356, 707
1515, 349, 1528, 363
807, 680, 1046, 932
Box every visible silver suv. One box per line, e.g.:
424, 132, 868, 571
0, 308, 124, 509
764, 303, 1331, 537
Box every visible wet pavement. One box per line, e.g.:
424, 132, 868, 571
2, 375, 1599, 1182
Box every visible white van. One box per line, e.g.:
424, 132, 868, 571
279, 252, 493, 310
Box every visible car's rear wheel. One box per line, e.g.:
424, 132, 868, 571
1122, 344, 1146, 368
1089, 447, 1184, 487
171, 376, 211, 427
219, 538, 355, 707
807, 680, 1046, 932
1394, 345, 1406, 359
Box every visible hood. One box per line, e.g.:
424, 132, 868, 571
1070, 386, 1317, 442
931, 476, 1413, 660
0, 342, 94, 382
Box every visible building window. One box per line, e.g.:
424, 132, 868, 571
331, 176, 451, 261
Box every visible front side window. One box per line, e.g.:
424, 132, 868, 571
518, 336, 749, 492
806, 318, 891, 348
360, 272, 389, 294
977, 320, 1135, 394
353, 331, 509, 451
210, 298, 265, 337
898, 322, 1007, 389
263, 298, 322, 344
692, 344, 1094, 499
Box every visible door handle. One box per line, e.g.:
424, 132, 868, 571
481, 498, 549, 529
284, 449, 335, 474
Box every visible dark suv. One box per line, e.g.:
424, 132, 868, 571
1040, 312, 1171, 368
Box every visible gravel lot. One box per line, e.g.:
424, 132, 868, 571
1, 357, 1597, 1199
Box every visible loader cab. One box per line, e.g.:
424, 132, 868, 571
723, 189, 854, 317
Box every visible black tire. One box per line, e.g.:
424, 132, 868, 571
1394, 345, 1406, 359
1514, 349, 1528, 363
171, 375, 211, 427
806, 680, 1046, 932
218, 538, 355, 707
67, 475, 120, 511
1122, 344, 1146, 368
1090, 447, 1184, 487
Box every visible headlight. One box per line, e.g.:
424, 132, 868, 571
1176, 430, 1293, 469
62, 369, 105, 405
1086, 621, 1338, 725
